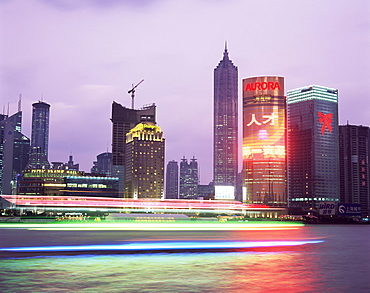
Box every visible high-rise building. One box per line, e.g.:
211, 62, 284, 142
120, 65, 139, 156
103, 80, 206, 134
213, 44, 238, 199
124, 122, 165, 199
28, 101, 51, 169
0, 111, 30, 194
111, 101, 156, 196
339, 124, 370, 217
1, 112, 30, 194
179, 156, 198, 199
91, 152, 112, 176
165, 160, 179, 199
287, 85, 339, 214
242, 76, 286, 206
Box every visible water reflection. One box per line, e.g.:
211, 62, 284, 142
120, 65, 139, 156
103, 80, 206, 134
0, 223, 333, 292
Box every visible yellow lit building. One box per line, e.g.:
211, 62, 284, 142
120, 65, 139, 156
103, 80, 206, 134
124, 122, 165, 199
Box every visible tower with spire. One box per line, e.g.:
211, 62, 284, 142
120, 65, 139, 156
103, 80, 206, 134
213, 43, 238, 199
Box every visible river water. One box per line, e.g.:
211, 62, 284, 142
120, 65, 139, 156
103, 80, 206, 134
0, 224, 369, 292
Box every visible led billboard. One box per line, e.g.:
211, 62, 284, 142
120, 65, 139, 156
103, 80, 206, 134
242, 76, 287, 206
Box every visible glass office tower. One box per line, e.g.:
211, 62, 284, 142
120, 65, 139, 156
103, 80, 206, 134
31, 101, 50, 157
287, 85, 339, 213
28, 101, 51, 169
242, 76, 286, 206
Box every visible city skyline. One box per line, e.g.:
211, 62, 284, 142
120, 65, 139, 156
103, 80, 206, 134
1, 0, 369, 184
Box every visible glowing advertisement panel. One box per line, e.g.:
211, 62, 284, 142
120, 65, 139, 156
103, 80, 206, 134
242, 76, 287, 205
215, 185, 235, 200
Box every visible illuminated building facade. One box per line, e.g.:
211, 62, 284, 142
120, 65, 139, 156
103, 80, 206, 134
28, 101, 51, 169
124, 122, 165, 199
213, 45, 238, 198
111, 102, 156, 196
179, 156, 198, 199
17, 169, 118, 197
287, 85, 339, 213
0, 112, 30, 194
242, 76, 286, 206
339, 124, 370, 217
165, 160, 178, 199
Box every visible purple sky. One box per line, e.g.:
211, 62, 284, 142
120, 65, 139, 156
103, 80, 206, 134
1, 0, 369, 184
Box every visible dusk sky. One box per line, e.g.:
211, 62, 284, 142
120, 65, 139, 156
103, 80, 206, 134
1, 0, 369, 184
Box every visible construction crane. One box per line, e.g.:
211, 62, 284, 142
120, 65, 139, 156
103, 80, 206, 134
128, 79, 144, 109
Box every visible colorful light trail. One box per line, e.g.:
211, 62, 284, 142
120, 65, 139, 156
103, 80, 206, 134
0, 240, 324, 253
0, 221, 303, 231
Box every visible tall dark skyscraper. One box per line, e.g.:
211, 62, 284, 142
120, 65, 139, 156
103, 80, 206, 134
124, 122, 165, 199
213, 44, 238, 199
287, 85, 339, 214
28, 101, 51, 169
242, 76, 286, 206
165, 160, 179, 199
179, 156, 198, 199
0, 111, 30, 194
111, 101, 156, 196
339, 124, 370, 217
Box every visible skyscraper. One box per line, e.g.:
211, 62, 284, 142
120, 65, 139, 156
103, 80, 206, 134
179, 156, 198, 199
213, 44, 238, 199
111, 101, 156, 196
124, 122, 165, 199
339, 124, 370, 217
242, 76, 286, 206
0, 111, 30, 194
165, 160, 179, 199
28, 101, 51, 169
287, 85, 339, 214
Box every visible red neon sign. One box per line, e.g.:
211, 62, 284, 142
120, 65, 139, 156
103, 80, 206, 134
245, 81, 281, 91
318, 112, 333, 135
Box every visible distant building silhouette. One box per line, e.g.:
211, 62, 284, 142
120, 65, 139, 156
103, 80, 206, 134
179, 156, 198, 199
111, 101, 156, 196
0, 112, 30, 194
197, 182, 214, 200
165, 160, 178, 199
213, 44, 238, 197
28, 101, 51, 169
339, 124, 370, 217
124, 122, 165, 199
91, 152, 112, 176
52, 155, 80, 171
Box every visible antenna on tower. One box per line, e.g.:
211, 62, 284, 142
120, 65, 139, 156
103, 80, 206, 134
128, 79, 144, 109
18, 94, 22, 112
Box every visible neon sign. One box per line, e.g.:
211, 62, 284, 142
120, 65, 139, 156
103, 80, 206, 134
318, 112, 332, 135
245, 81, 281, 91
246, 112, 278, 127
